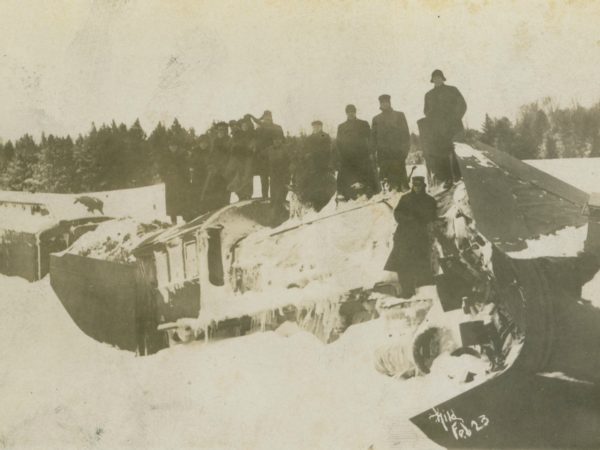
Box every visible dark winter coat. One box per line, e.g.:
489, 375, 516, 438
268, 141, 290, 203
336, 118, 376, 197
188, 147, 210, 217
384, 190, 437, 276
254, 122, 285, 174
295, 132, 336, 211
424, 84, 467, 141
371, 110, 410, 162
227, 129, 255, 200
304, 131, 332, 173
204, 136, 232, 211
159, 148, 190, 217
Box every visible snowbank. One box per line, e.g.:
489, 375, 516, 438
0, 274, 442, 450
507, 225, 587, 259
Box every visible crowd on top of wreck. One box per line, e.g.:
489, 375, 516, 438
161, 69, 465, 223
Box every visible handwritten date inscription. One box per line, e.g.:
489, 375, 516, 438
428, 407, 490, 441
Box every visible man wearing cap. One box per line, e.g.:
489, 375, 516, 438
252, 110, 285, 199
372, 94, 411, 191
335, 104, 375, 200
294, 120, 336, 211
384, 176, 437, 298
424, 69, 467, 187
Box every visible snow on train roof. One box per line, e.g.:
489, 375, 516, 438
0, 183, 167, 234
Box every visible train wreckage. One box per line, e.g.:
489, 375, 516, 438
1, 141, 599, 448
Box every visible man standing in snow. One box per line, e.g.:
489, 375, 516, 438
252, 110, 285, 199
371, 94, 411, 192
335, 104, 376, 200
384, 176, 437, 298
424, 69, 467, 188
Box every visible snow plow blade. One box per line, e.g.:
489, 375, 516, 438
454, 141, 589, 252
49, 253, 145, 352
410, 249, 600, 448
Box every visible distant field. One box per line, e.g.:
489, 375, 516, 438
526, 158, 600, 194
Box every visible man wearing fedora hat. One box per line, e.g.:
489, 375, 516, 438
424, 69, 467, 188
384, 175, 437, 298
372, 94, 411, 192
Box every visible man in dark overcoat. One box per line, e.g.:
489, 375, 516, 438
187, 135, 211, 220
252, 110, 285, 199
372, 94, 411, 191
423, 69, 467, 187
203, 122, 231, 211
227, 117, 255, 201
384, 176, 437, 298
267, 136, 291, 224
335, 104, 376, 200
159, 144, 190, 224
295, 120, 336, 211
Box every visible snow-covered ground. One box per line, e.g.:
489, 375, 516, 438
0, 274, 447, 450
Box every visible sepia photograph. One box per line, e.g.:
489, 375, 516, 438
0, 1, 599, 449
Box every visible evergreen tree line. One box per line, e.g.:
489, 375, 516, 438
0, 119, 200, 193
473, 98, 600, 160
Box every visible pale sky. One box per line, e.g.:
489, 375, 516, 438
1, 0, 600, 141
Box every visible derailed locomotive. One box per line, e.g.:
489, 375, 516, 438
43, 141, 600, 448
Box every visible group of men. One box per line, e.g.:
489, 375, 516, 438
336, 69, 467, 197
382, 70, 467, 298
159, 111, 286, 223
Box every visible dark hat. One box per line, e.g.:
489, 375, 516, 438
412, 176, 426, 185
261, 110, 272, 119
378, 94, 391, 102
311, 120, 323, 126
345, 104, 357, 113
430, 69, 446, 82
216, 121, 229, 129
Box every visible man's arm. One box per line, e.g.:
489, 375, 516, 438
424, 91, 432, 118
371, 116, 378, 149
398, 112, 410, 153
453, 87, 467, 120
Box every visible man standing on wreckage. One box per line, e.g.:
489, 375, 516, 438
422, 69, 467, 188
384, 176, 437, 298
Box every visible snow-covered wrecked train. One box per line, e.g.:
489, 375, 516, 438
50, 194, 402, 354
5, 141, 600, 448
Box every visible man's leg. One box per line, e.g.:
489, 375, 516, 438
396, 270, 416, 299
397, 156, 409, 191
260, 169, 270, 199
